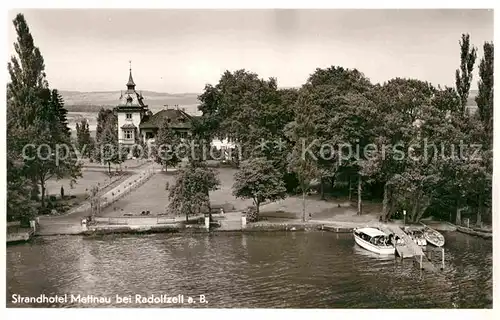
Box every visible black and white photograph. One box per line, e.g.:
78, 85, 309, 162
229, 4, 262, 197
3, 4, 496, 312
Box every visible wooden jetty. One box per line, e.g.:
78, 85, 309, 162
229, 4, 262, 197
456, 226, 492, 239
322, 225, 353, 233
379, 224, 440, 272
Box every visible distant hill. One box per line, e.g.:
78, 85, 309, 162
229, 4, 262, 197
62, 88, 478, 110
60, 90, 201, 113
62, 90, 202, 131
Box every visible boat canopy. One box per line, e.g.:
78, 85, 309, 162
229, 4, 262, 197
357, 227, 387, 238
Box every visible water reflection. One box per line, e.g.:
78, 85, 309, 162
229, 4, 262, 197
352, 245, 395, 261
6, 231, 492, 308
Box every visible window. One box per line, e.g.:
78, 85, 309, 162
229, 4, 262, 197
126, 113, 132, 119
124, 130, 133, 140
179, 131, 187, 139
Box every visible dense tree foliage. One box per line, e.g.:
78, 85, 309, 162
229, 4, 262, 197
93, 107, 119, 166
7, 14, 81, 217
197, 34, 492, 225
95, 108, 115, 144
76, 119, 92, 158
476, 42, 494, 146
167, 166, 220, 222
455, 33, 477, 116
153, 119, 181, 171
233, 157, 286, 218
8, 14, 491, 227
96, 119, 126, 174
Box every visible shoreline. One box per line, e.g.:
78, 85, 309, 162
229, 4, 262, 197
15, 219, 491, 240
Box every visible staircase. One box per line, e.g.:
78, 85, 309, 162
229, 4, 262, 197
217, 212, 242, 231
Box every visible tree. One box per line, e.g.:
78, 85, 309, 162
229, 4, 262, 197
76, 119, 92, 157
7, 14, 47, 97
154, 119, 181, 171
95, 108, 114, 144
455, 33, 477, 116
6, 141, 37, 222
167, 166, 220, 222
285, 89, 322, 222
94, 108, 117, 163
474, 42, 494, 226
96, 120, 125, 174
286, 67, 376, 213
51, 89, 71, 139
89, 185, 101, 219
452, 33, 477, 225
197, 70, 300, 197
475, 42, 494, 146
197, 84, 222, 142
7, 13, 81, 210
197, 70, 282, 162
233, 157, 286, 218
367, 79, 437, 221
326, 93, 379, 214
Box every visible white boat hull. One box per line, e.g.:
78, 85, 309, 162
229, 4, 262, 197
354, 235, 395, 255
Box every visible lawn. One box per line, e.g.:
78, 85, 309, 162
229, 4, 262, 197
209, 168, 253, 211
101, 172, 175, 216
101, 168, 253, 217
45, 171, 122, 198
259, 195, 382, 224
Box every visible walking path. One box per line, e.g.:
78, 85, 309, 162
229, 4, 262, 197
37, 163, 159, 235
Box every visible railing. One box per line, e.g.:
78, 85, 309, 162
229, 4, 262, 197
98, 166, 156, 211
93, 216, 178, 225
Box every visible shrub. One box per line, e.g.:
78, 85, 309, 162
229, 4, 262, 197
46, 201, 55, 209
38, 207, 51, 216
245, 206, 259, 222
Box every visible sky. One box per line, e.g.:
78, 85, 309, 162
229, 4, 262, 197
7, 9, 494, 93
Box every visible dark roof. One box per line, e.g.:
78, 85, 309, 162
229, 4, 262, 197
127, 69, 136, 88
116, 68, 146, 109
139, 108, 193, 129
121, 123, 137, 129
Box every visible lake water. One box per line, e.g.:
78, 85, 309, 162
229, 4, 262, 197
6, 231, 492, 308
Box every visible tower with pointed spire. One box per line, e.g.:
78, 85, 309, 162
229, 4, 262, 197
114, 61, 149, 146
126, 61, 136, 91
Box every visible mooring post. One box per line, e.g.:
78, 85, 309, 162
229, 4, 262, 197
241, 215, 247, 229
441, 247, 445, 270
30, 220, 36, 233
204, 213, 210, 231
